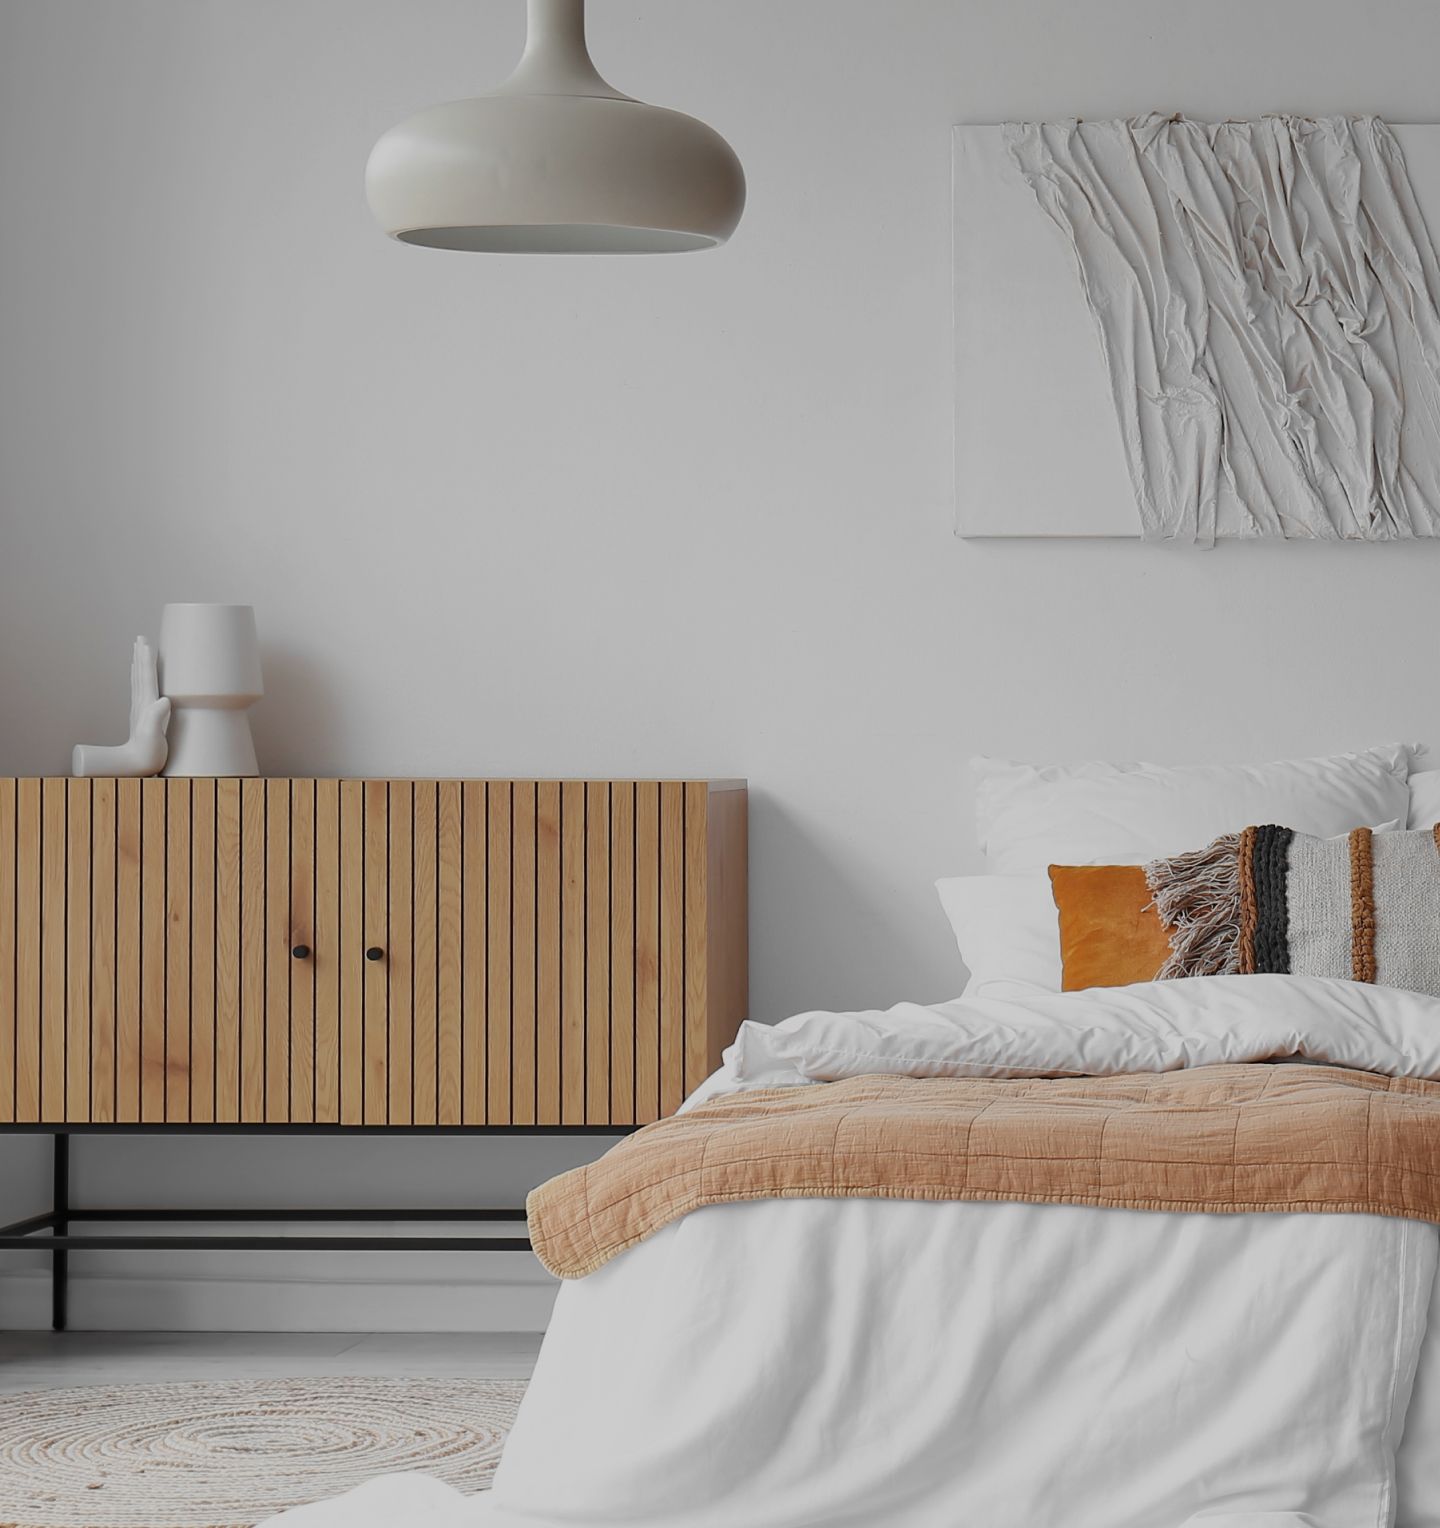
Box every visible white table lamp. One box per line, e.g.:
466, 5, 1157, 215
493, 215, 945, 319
158, 604, 263, 777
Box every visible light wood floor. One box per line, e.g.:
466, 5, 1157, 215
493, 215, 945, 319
0, 1332, 544, 1393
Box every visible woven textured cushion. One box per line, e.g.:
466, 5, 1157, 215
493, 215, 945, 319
1145, 825, 1440, 996
1047, 864, 1173, 990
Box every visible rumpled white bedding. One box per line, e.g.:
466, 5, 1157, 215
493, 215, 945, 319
262, 977, 1440, 1528
686, 972, 1440, 1104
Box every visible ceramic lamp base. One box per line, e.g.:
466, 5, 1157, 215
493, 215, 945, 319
163, 705, 259, 778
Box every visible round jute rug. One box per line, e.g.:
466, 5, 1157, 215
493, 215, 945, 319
0, 1375, 525, 1528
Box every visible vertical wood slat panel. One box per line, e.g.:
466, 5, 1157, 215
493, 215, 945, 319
610, 783, 635, 1125
560, 781, 586, 1125
387, 781, 414, 1127
585, 782, 610, 1124
0, 780, 16, 1123
510, 782, 537, 1127
313, 780, 341, 1124
535, 782, 561, 1127
265, 779, 291, 1121
90, 779, 117, 1124
684, 783, 710, 1097
213, 780, 242, 1124
461, 781, 487, 1125
14, 781, 41, 1123
114, 779, 141, 1123
437, 781, 464, 1126
189, 779, 215, 1125
633, 782, 661, 1126
704, 785, 750, 1078
363, 780, 389, 1126
65, 780, 92, 1123
238, 778, 266, 1124
338, 781, 364, 1126
487, 782, 512, 1126
40, 778, 67, 1121
411, 781, 438, 1126
0, 775, 744, 1133
659, 781, 686, 1117
139, 777, 167, 1123
164, 780, 191, 1123
288, 780, 315, 1124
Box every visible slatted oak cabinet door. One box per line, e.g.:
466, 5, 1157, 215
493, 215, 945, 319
0, 779, 747, 1129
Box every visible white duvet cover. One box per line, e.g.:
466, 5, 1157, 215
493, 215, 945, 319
265, 977, 1440, 1528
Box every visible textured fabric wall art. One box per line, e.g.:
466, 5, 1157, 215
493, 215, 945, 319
965, 115, 1440, 543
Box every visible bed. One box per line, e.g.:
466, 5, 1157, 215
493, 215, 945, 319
267, 744, 1440, 1528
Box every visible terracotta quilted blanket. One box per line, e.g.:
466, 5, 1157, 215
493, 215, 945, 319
527, 1064, 1440, 1278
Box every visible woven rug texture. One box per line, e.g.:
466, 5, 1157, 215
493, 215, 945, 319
0, 1375, 524, 1528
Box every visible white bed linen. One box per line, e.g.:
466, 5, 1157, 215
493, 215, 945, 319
264, 977, 1440, 1528
685, 973, 1440, 1109
972, 746, 1413, 873
1402, 1261, 1440, 1527
935, 874, 1062, 998
1411, 769, 1440, 830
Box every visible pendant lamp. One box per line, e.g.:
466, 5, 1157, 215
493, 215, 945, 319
366, 0, 745, 253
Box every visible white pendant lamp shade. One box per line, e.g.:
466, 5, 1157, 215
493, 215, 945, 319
366, 0, 745, 253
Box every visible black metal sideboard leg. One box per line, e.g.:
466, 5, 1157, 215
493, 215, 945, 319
51, 1133, 69, 1332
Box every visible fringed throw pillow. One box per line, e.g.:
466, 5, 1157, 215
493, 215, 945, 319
1145, 825, 1440, 996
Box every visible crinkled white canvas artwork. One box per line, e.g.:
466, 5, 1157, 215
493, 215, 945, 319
954, 119, 1440, 540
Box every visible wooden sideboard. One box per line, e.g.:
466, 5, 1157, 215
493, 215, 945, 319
0, 776, 747, 1328
0, 778, 748, 1130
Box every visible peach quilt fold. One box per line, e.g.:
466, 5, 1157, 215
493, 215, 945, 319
527, 1064, 1440, 1278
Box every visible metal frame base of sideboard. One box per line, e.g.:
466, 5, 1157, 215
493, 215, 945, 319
0, 1126, 631, 1332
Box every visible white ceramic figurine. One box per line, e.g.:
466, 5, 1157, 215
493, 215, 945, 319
71, 636, 171, 778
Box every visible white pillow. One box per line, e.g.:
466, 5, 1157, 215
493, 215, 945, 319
1410, 769, 1440, 830
972, 745, 1414, 875
936, 876, 1060, 997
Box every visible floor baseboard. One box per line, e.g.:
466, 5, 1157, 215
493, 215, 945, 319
0, 1236, 560, 1332
0, 1330, 546, 1391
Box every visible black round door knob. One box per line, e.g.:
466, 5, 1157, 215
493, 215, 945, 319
291, 945, 311, 961
365, 946, 384, 962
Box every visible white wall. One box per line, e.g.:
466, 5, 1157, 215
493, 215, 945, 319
3, 0, 1439, 1329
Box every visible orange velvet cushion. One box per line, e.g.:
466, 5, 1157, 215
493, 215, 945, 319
1047, 864, 1174, 991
